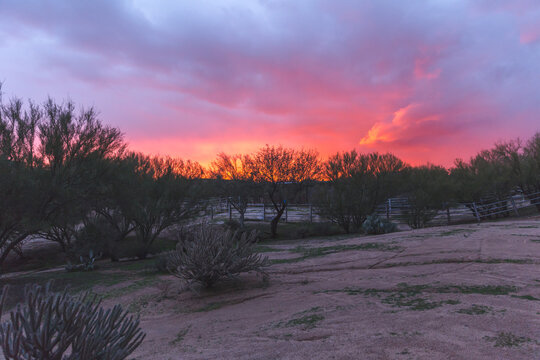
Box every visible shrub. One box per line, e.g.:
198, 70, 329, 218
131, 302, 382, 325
223, 219, 242, 231
362, 214, 397, 235
0, 282, 145, 360
290, 222, 343, 239
71, 217, 116, 260
154, 250, 175, 273
167, 225, 269, 288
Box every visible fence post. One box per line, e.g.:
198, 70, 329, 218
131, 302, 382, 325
285, 207, 288, 223
262, 203, 265, 221
510, 197, 519, 216
228, 200, 232, 221
309, 204, 313, 223
472, 202, 481, 222
446, 204, 451, 225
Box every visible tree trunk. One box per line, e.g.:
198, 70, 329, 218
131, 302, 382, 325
239, 211, 245, 228
270, 208, 285, 238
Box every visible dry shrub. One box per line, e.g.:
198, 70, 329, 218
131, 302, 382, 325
167, 226, 269, 288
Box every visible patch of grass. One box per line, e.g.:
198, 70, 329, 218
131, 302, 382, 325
436, 285, 518, 295
407, 234, 433, 239
457, 304, 494, 315
482, 259, 532, 264
377, 258, 536, 269
115, 258, 156, 271
1, 256, 166, 310
101, 276, 156, 299
483, 332, 534, 347
255, 245, 287, 253
275, 307, 325, 329
170, 325, 192, 345
242, 221, 345, 242
281, 314, 324, 329
439, 229, 476, 237
378, 293, 459, 311
320, 284, 460, 311
511, 294, 540, 301
318, 283, 517, 311
193, 301, 229, 312
272, 242, 401, 264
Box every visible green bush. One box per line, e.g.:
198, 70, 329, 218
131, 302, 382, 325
167, 225, 269, 288
154, 250, 175, 273
0, 282, 145, 360
362, 214, 397, 235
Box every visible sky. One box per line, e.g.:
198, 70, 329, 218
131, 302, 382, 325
1, 0, 539, 167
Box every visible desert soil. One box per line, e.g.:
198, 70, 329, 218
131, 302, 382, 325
4, 219, 540, 360
118, 219, 540, 360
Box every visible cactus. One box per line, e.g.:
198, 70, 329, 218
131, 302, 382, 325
0, 282, 145, 360
167, 225, 269, 288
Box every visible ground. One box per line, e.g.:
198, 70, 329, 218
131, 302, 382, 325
2, 219, 540, 359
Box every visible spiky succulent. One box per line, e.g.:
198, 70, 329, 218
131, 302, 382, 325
0, 282, 145, 360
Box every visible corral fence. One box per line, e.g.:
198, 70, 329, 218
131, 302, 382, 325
375, 191, 540, 226
206, 199, 323, 223
206, 190, 540, 227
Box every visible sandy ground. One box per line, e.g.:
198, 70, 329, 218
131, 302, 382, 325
3, 219, 540, 359
110, 219, 540, 360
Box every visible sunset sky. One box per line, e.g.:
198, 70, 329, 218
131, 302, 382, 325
1, 0, 539, 167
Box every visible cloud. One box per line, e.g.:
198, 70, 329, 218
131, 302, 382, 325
0, 0, 539, 167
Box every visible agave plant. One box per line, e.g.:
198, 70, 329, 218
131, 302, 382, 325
167, 225, 269, 288
65, 249, 100, 272
0, 282, 145, 360
362, 214, 397, 235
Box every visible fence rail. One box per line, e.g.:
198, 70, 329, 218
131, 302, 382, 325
205, 191, 540, 227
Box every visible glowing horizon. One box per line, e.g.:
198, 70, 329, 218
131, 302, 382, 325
1, 0, 539, 168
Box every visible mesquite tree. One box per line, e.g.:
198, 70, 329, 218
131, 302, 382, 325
402, 165, 452, 228
130, 154, 205, 259
210, 152, 258, 227
0, 92, 53, 268
315, 151, 406, 233
37, 99, 125, 255
249, 145, 320, 238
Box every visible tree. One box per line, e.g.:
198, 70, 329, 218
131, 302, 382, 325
210, 152, 258, 227
36, 99, 126, 256
520, 133, 540, 210
129, 154, 204, 259
0, 92, 54, 268
250, 145, 320, 237
402, 165, 452, 228
450, 140, 522, 218
315, 151, 406, 233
